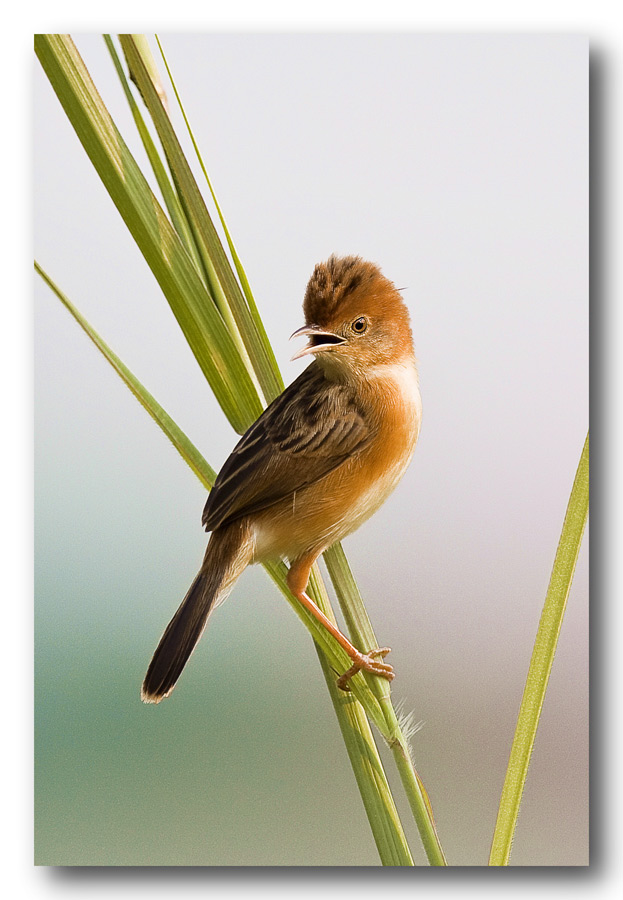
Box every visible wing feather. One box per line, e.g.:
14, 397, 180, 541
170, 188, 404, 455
202, 363, 372, 531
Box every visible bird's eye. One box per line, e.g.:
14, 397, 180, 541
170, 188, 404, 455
351, 316, 368, 334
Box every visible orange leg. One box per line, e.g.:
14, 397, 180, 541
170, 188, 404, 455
287, 554, 395, 690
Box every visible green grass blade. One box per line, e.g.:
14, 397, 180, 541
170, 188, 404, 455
103, 35, 205, 277
319, 658, 414, 864
489, 433, 589, 865
154, 34, 284, 397
324, 543, 448, 865
264, 561, 388, 736
127, 33, 169, 112
35, 261, 216, 490
118, 34, 264, 407
105, 29, 250, 393
306, 571, 413, 865
35, 33, 262, 435
119, 34, 282, 405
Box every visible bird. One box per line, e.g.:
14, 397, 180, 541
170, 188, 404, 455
141, 254, 422, 703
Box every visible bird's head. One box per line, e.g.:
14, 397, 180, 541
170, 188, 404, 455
291, 255, 415, 379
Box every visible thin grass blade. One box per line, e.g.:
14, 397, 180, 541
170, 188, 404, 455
154, 34, 284, 397
489, 433, 589, 865
103, 35, 205, 277
35, 261, 216, 489
119, 34, 281, 405
128, 33, 169, 112
324, 543, 447, 865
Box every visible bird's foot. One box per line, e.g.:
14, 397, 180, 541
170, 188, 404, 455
336, 648, 394, 691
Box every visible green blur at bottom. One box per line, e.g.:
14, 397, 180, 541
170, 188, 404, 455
35, 567, 384, 867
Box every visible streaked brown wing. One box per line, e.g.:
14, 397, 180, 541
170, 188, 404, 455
202, 363, 372, 531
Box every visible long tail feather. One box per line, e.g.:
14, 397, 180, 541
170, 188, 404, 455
141, 522, 252, 703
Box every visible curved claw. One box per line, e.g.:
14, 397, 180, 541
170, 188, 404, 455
366, 647, 391, 660
336, 647, 395, 691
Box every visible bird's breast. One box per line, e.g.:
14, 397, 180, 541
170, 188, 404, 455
335, 359, 422, 530
252, 358, 421, 562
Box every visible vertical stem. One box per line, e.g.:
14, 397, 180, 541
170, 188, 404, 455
263, 561, 414, 864
324, 544, 447, 865
308, 562, 413, 865
389, 734, 446, 866
489, 434, 589, 865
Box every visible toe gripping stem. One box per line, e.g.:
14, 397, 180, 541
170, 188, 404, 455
336, 648, 394, 691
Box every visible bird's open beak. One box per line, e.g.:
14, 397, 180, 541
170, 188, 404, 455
289, 325, 346, 361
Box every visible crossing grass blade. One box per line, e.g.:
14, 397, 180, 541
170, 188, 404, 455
324, 543, 447, 865
127, 33, 169, 113
34, 33, 262, 436
119, 34, 282, 406
103, 35, 205, 276
153, 34, 284, 398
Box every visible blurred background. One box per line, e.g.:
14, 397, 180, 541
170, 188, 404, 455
34, 34, 588, 866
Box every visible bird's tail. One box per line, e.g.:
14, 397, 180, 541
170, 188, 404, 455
141, 521, 253, 704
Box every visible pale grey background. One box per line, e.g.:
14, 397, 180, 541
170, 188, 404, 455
34, 34, 588, 865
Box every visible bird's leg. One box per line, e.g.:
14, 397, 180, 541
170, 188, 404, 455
287, 555, 394, 690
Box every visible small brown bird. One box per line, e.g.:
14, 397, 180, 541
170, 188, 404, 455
142, 255, 422, 703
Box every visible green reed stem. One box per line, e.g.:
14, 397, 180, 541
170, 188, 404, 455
489, 433, 589, 865
324, 544, 447, 865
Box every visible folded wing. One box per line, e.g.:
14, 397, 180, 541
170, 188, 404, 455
203, 363, 372, 531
